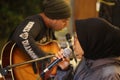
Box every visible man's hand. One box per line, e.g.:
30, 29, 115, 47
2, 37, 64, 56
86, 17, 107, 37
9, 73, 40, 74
55, 49, 70, 70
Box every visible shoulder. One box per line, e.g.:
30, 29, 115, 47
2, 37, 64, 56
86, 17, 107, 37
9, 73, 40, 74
101, 64, 120, 79
25, 14, 43, 21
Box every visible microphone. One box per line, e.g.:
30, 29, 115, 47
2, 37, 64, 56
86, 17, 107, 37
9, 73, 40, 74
66, 33, 77, 63
40, 48, 72, 76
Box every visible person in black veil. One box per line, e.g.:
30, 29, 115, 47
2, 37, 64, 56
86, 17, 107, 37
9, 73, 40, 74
54, 18, 120, 80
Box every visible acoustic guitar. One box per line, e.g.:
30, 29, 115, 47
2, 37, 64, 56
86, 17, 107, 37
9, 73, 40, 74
1, 41, 60, 80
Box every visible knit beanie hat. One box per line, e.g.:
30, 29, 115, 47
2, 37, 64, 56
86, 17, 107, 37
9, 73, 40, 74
43, 0, 71, 19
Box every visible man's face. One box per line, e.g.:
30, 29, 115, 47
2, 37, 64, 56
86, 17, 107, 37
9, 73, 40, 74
50, 18, 69, 31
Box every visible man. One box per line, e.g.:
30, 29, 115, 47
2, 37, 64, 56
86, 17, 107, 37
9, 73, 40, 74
9, 0, 71, 60
6, 0, 71, 79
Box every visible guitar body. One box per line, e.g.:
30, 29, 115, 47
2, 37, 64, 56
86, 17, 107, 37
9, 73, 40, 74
1, 41, 60, 80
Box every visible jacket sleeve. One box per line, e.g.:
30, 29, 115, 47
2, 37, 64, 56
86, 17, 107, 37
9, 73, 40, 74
54, 66, 73, 80
11, 19, 46, 59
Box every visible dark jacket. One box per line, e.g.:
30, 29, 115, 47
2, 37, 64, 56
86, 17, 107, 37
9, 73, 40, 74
10, 14, 55, 59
